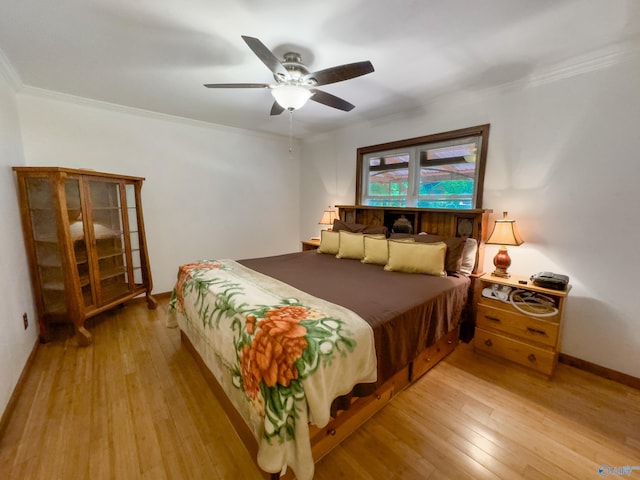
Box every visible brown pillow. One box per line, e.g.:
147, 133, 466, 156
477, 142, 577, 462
332, 219, 388, 236
389, 233, 466, 274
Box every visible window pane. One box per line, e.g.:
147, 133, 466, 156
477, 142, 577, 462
367, 153, 410, 199
417, 140, 478, 209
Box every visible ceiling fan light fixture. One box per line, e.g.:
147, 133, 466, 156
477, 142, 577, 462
271, 85, 312, 111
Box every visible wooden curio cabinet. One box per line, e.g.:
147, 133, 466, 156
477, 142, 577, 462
13, 167, 156, 345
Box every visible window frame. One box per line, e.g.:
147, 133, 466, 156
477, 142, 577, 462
356, 124, 490, 209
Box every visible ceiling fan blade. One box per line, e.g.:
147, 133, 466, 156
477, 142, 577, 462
303, 61, 374, 86
309, 89, 355, 112
270, 102, 285, 116
241, 35, 290, 79
204, 83, 270, 88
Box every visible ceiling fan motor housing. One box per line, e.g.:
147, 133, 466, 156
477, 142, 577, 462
277, 52, 314, 85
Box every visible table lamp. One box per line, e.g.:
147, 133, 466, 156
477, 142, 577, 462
485, 211, 524, 278
318, 206, 338, 231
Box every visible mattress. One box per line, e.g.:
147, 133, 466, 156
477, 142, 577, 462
240, 250, 470, 383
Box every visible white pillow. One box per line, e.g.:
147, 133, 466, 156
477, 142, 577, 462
460, 238, 478, 275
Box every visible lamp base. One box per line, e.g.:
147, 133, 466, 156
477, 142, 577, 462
491, 268, 511, 278
491, 246, 512, 278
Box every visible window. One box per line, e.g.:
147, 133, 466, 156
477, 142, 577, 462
357, 125, 489, 209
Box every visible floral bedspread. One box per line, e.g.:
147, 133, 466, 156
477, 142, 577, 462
167, 260, 377, 480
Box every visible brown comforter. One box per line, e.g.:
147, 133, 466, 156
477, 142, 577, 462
240, 250, 470, 383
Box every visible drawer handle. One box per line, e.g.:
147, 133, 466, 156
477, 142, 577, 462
527, 327, 547, 336
484, 339, 493, 347
327, 428, 336, 436
527, 354, 537, 363
485, 316, 501, 323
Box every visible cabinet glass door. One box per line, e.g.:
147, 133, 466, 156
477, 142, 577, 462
25, 177, 65, 315
125, 184, 144, 286
89, 180, 131, 304
65, 178, 95, 309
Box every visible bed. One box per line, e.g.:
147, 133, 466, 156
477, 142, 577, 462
168, 206, 489, 479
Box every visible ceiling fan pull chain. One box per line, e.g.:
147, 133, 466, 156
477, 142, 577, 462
288, 109, 294, 154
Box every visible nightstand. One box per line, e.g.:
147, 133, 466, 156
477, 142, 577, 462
301, 239, 320, 251
473, 273, 570, 377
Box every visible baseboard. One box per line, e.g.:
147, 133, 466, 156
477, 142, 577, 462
559, 353, 640, 390
0, 337, 40, 438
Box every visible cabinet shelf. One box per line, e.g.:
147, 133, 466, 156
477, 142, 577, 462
13, 166, 156, 345
99, 267, 126, 281
42, 281, 65, 291
97, 248, 125, 260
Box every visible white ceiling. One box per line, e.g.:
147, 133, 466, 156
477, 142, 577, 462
1, 0, 638, 138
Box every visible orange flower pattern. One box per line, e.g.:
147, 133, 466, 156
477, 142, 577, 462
169, 260, 358, 446
174, 261, 222, 310
241, 306, 309, 399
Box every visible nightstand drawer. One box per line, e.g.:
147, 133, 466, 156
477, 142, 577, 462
477, 304, 559, 347
477, 295, 561, 324
475, 327, 557, 376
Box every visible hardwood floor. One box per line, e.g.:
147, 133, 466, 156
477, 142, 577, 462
1, 297, 638, 479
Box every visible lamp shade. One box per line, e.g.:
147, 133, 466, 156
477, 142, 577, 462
271, 85, 312, 110
486, 212, 524, 246
318, 206, 338, 227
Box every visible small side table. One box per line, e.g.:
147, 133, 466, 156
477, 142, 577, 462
301, 239, 320, 251
473, 273, 570, 377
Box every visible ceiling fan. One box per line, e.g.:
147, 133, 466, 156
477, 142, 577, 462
204, 36, 374, 115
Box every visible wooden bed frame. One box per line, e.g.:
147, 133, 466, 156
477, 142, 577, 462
180, 206, 491, 479
181, 326, 459, 479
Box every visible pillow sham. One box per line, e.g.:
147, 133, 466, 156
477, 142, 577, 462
361, 237, 388, 265
361, 237, 416, 265
316, 230, 340, 255
336, 231, 364, 259
460, 238, 478, 276
337, 231, 385, 260
384, 240, 447, 276
389, 233, 466, 274
332, 219, 388, 236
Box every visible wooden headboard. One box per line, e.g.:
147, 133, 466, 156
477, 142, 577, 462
336, 205, 492, 275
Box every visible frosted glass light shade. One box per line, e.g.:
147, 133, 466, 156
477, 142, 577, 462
272, 85, 312, 110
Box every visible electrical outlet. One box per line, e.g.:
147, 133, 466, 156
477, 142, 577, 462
23, 312, 28, 330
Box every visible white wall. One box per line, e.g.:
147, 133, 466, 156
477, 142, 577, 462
300, 52, 640, 378
17, 92, 301, 294
0, 71, 39, 415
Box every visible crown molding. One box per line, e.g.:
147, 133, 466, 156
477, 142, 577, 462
524, 38, 640, 89
0, 47, 23, 91
18, 86, 290, 142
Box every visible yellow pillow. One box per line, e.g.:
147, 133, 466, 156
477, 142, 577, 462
317, 230, 339, 254
337, 231, 386, 259
361, 237, 414, 265
384, 241, 447, 276
336, 231, 364, 259
361, 236, 388, 265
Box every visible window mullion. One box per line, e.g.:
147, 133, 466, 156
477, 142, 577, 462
406, 146, 418, 207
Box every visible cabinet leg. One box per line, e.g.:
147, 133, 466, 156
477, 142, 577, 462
75, 326, 93, 346
38, 318, 51, 343
146, 292, 158, 310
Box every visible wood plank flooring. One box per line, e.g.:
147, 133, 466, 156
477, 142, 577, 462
1, 297, 638, 479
